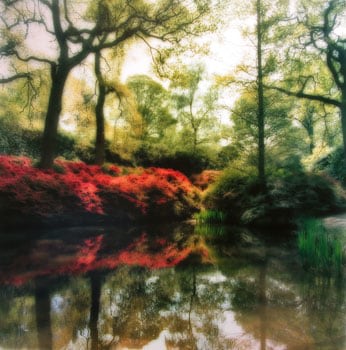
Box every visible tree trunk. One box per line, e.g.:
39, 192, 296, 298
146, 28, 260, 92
257, 0, 266, 188
39, 66, 69, 169
94, 52, 106, 166
309, 132, 315, 155
192, 128, 198, 154
341, 93, 346, 167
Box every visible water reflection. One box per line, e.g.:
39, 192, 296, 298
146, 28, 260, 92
0, 224, 345, 349
35, 278, 53, 350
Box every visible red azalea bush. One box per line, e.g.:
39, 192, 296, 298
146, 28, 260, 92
190, 170, 221, 190
0, 156, 200, 223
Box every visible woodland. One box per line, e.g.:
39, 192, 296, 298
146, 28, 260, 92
2, 2, 346, 349
0, 0, 346, 228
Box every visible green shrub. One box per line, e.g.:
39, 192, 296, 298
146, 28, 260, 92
203, 168, 260, 221
204, 167, 346, 226
0, 117, 27, 156
298, 218, 343, 275
0, 117, 78, 160
314, 147, 346, 185
134, 143, 218, 176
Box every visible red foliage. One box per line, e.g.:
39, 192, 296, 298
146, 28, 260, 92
190, 170, 221, 190
106, 164, 121, 176
0, 156, 199, 219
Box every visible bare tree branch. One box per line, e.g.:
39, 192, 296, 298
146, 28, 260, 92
0, 72, 31, 83
265, 84, 341, 108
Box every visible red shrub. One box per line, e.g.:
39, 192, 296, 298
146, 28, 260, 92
190, 170, 221, 190
0, 156, 199, 219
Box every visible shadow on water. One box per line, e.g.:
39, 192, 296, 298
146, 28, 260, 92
0, 222, 345, 349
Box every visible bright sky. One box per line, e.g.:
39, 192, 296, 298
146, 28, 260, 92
121, 23, 251, 81
118, 21, 253, 128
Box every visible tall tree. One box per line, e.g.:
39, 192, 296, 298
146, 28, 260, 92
229, 89, 300, 173
171, 65, 220, 153
94, 49, 137, 165
220, 0, 290, 184
269, 0, 346, 164
256, 0, 266, 186
94, 51, 107, 166
0, 0, 213, 168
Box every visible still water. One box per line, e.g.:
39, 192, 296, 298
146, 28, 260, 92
0, 222, 345, 350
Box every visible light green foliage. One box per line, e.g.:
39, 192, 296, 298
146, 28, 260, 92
230, 89, 304, 174
0, 68, 48, 127
87, 0, 213, 41
268, 0, 346, 163
127, 66, 224, 172
170, 64, 222, 152
127, 75, 176, 142
298, 218, 343, 276
291, 101, 339, 154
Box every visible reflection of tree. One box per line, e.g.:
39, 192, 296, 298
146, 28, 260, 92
93, 263, 233, 350
299, 277, 346, 349
164, 265, 233, 350
89, 273, 102, 350
2, 228, 346, 350
100, 266, 163, 347
225, 244, 346, 350
34, 278, 52, 350
258, 259, 268, 350
188, 267, 197, 350
0, 286, 37, 349
230, 257, 271, 349
233, 269, 314, 347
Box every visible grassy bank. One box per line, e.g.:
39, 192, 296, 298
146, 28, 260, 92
298, 218, 344, 275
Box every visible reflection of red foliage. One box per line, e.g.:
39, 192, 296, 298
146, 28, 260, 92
1, 233, 208, 286
0, 156, 199, 218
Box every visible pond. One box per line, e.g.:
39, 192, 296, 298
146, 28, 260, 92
0, 222, 345, 350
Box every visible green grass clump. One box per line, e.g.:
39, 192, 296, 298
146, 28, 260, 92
298, 218, 343, 276
194, 210, 227, 224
